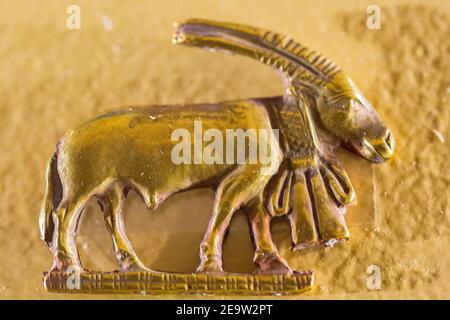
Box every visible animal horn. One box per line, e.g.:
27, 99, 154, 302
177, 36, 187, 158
173, 19, 341, 90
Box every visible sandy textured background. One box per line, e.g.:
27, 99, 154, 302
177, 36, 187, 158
0, 0, 448, 299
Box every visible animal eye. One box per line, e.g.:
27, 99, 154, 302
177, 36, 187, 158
339, 100, 351, 110
349, 99, 363, 110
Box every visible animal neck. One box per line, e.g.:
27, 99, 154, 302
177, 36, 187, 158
274, 94, 320, 167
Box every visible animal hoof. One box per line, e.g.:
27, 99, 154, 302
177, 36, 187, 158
49, 262, 83, 274
51, 251, 81, 272
255, 252, 293, 275
115, 251, 149, 272
196, 257, 224, 274
125, 262, 154, 273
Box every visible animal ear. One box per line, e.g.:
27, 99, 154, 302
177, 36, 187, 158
173, 19, 341, 92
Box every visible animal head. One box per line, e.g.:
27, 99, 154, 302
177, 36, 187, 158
174, 19, 395, 163
315, 72, 394, 163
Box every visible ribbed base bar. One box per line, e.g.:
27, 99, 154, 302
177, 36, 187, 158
43, 270, 314, 295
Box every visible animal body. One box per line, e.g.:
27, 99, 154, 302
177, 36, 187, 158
40, 19, 394, 274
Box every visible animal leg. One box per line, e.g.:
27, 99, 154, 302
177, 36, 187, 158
101, 183, 151, 272
245, 195, 293, 274
51, 200, 86, 272
197, 165, 272, 273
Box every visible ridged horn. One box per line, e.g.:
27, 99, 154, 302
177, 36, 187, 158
173, 19, 341, 90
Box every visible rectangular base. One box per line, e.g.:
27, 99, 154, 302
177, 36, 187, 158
43, 270, 314, 295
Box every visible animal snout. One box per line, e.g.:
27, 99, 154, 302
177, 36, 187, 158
376, 129, 395, 160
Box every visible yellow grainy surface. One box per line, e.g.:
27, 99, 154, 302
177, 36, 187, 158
0, 0, 448, 299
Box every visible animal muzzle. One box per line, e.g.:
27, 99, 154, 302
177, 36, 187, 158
352, 129, 395, 163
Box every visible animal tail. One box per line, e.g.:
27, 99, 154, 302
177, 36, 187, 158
39, 152, 62, 249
